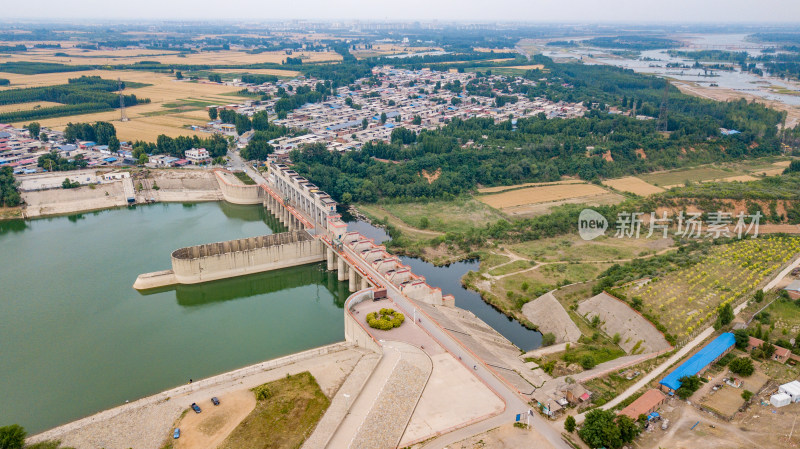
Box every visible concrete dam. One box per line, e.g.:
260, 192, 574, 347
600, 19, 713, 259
134, 163, 447, 308
133, 231, 324, 289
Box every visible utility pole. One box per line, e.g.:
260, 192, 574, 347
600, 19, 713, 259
119, 78, 129, 122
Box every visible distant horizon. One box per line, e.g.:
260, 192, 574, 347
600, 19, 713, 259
1, 0, 799, 24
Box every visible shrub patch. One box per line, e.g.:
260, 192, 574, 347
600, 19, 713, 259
367, 308, 405, 330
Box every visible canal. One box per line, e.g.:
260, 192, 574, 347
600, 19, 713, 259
345, 218, 543, 351
0, 202, 349, 434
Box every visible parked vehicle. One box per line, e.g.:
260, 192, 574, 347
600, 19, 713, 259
191, 402, 202, 413
373, 288, 388, 301
211, 397, 220, 406
173, 428, 180, 439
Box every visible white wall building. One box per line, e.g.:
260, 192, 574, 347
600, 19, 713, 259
185, 148, 211, 165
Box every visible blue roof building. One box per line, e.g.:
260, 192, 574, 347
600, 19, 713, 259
660, 333, 735, 391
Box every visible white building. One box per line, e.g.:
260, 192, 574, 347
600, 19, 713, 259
779, 380, 800, 403
103, 171, 130, 181
771, 393, 792, 408
185, 148, 211, 165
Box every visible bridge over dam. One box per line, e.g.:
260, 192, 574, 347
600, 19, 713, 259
133, 164, 448, 307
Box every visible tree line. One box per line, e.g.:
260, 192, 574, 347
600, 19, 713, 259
0, 76, 149, 122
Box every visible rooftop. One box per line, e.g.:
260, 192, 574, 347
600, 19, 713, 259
660, 332, 735, 391
619, 389, 666, 420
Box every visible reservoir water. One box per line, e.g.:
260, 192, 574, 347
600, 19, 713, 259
0, 202, 349, 433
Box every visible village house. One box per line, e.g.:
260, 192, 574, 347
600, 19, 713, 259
185, 148, 211, 165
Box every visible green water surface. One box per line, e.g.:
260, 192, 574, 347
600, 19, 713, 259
0, 202, 348, 433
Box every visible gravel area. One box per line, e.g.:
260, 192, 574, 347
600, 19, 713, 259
522, 292, 581, 343
351, 359, 429, 449
577, 292, 671, 354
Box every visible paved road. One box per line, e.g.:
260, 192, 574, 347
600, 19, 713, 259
338, 243, 570, 449
228, 150, 267, 185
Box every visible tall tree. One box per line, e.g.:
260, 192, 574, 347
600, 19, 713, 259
208, 107, 218, 120
579, 409, 622, 449
26, 122, 40, 139
108, 136, 120, 152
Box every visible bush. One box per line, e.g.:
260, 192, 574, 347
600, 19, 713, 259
366, 308, 405, 330
742, 389, 754, 401
715, 352, 735, 367
565, 415, 576, 433
729, 357, 755, 376
253, 384, 273, 401
580, 355, 596, 370
541, 332, 556, 347
0, 424, 26, 449
676, 375, 702, 399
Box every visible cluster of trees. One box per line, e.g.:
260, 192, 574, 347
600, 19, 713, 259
239, 118, 302, 161
273, 84, 328, 118
675, 375, 703, 399
218, 108, 257, 134
38, 151, 88, 171
240, 74, 279, 84
578, 409, 640, 449
0, 78, 9, 86
208, 74, 222, 83
0, 166, 21, 207
0, 44, 27, 52
63, 121, 116, 145
150, 133, 229, 158
283, 57, 303, 65
0, 76, 148, 122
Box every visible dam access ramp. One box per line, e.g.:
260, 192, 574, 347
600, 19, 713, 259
133, 230, 324, 289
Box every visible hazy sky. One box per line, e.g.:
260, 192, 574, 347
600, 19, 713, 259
5, 0, 800, 23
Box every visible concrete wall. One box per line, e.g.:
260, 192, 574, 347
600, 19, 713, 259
133, 269, 177, 290
215, 170, 264, 205
170, 231, 324, 284
344, 289, 382, 353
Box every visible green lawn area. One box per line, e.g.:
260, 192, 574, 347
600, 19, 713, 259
488, 259, 533, 276
360, 197, 504, 234
233, 171, 256, 185
507, 234, 671, 263
638, 166, 736, 186
218, 371, 330, 449
531, 339, 626, 376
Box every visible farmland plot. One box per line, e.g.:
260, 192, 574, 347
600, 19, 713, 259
621, 236, 800, 339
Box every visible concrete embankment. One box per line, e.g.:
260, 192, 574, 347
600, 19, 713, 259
134, 230, 325, 289
27, 342, 365, 449
214, 169, 265, 205
20, 169, 223, 219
